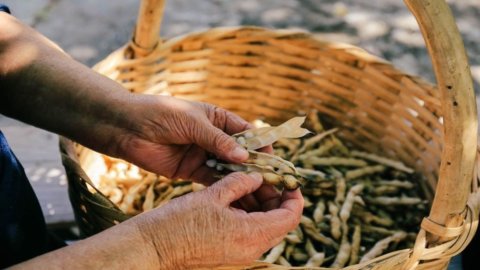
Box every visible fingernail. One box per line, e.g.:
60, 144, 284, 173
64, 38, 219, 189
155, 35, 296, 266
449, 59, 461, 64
230, 146, 248, 161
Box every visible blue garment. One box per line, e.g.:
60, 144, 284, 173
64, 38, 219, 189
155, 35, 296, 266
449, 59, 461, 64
0, 4, 10, 14
0, 131, 58, 267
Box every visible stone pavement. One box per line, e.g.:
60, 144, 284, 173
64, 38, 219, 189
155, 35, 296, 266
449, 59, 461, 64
1, 0, 479, 225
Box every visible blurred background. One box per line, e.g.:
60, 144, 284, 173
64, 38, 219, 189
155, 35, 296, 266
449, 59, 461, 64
1, 0, 479, 234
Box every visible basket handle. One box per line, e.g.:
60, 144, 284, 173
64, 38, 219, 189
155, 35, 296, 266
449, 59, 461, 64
131, 0, 478, 242
405, 0, 478, 244
132, 0, 165, 56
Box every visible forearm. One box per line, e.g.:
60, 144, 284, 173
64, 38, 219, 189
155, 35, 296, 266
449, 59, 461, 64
0, 13, 135, 154
10, 219, 162, 270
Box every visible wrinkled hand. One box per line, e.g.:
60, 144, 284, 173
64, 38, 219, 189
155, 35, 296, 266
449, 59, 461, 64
133, 172, 304, 269
113, 95, 252, 184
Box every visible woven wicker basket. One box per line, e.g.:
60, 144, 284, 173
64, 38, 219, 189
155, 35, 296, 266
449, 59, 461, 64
60, 0, 480, 269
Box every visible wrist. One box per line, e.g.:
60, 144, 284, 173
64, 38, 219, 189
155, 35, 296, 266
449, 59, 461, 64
106, 94, 173, 159
73, 90, 141, 158
130, 210, 186, 270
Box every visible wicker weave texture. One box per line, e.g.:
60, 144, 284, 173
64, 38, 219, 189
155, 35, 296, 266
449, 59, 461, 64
60, 0, 480, 269
97, 27, 443, 197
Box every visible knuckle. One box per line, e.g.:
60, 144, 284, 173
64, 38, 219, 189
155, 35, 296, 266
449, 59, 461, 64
226, 172, 249, 183
222, 173, 248, 200
212, 132, 234, 150
206, 184, 225, 203
212, 106, 228, 129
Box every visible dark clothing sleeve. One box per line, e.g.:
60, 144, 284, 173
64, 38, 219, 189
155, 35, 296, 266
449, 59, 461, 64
0, 131, 62, 268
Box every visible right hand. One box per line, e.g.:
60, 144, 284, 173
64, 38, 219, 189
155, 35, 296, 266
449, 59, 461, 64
132, 172, 304, 269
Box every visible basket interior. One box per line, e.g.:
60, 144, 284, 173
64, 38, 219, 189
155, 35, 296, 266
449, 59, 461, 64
90, 27, 443, 199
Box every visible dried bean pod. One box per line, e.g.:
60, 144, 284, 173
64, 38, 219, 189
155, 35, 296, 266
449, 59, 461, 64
367, 196, 425, 206
373, 186, 400, 195
362, 225, 399, 236
296, 167, 327, 180
345, 165, 385, 180
308, 157, 368, 167
291, 249, 309, 262
313, 200, 326, 224
293, 226, 304, 242
216, 163, 296, 188
154, 185, 192, 208
354, 196, 366, 206
376, 179, 415, 189
247, 150, 297, 175
301, 216, 339, 249
275, 138, 301, 155
233, 117, 310, 150
335, 178, 346, 203
285, 244, 295, 260
328, 201, 342, 240
360, 232, 407, 263
307, 109, 324, 133
153, 185, 173, 206
274, 148, 287, 159
292, 128, 338, 159
108, 187, 123, 204
276, 256, 291, 266
305, 239, 317, 257
305, 253, 325, 267
264, 240, 286, 263
283, 174, 303, 190
298, 139, 337, 160
351, 151, 414, 173
304, 196, 314, 208
331, 223, 351, 268
142, 180, 156, 211
340, 184, 365, 223
358, 210, 394, 227
349, 225, 362, 265
120, 177, 152, 214
263, 172, 283, 186
285, 233, 302, 244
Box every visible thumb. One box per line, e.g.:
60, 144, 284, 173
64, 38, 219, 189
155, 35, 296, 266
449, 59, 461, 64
193, 123, 248, 163
209, 172, 263, 205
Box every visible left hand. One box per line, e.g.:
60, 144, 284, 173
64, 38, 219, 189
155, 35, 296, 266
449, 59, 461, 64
0, 12, 278, 209
111, 95, 252, 185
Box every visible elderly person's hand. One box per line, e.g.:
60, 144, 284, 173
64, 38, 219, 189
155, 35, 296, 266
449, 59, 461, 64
136, 172, 303, 269
109, 95, 251, 185
15, 172, 303, 269
108, 95, 279, 212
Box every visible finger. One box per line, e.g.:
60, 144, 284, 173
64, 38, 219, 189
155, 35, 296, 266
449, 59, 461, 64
192, 122, 249, 163
206, 104, 252, 135
279, 188, 304, 214
209, 172, 263, 205
248, 189, 304, 233
222, 110, 252, 135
